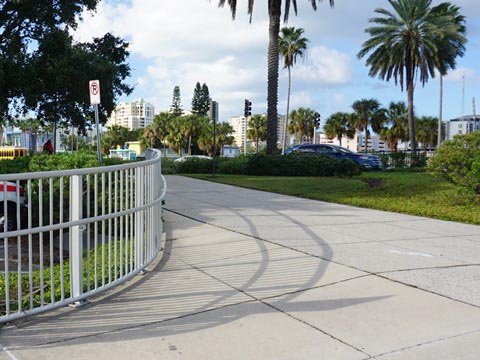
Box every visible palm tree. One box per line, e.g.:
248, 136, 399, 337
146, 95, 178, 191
180, 115, 206, 155
165, 117, 187, 156
358, 0, 467, 153
351, 99, 386, 152
380, 101, 408, 152
279, 26, 309, 154
247, 114, 267, 153
323, 112, 355, 147
143, 125, 157, 149
288, 107, 318, 143
198, 123, 234, 156
219, 0, 334, 154
415, 116, 438, 150
153, 112, 173, 157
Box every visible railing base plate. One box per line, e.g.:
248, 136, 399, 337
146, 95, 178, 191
68, 299, 90, 308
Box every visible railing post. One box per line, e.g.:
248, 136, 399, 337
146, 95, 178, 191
135, 167, 144, 268
71, 174, 83, 301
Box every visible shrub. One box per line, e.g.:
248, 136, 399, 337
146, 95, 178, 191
0, 151, 125, 175
161, 158, 177, 175
175, 158, 213, 174
427, 132, 480, 194
244, 154, 360, 177
216, 156, 248, 175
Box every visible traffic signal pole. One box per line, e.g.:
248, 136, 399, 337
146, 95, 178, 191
244, 99, 252, 156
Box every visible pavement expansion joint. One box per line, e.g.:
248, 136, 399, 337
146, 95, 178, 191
171, 254, 372, 358
166, 206, 480, 314
372, 328, 480, 359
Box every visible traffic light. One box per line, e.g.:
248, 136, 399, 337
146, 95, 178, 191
244, 99, 252, 117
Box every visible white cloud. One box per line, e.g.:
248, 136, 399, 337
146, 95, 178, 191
295, 46, 352, 85
445, 67, 479, 84
72, 0, 480, 122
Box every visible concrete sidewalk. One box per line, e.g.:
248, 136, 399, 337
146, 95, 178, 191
2, 175, 480, 359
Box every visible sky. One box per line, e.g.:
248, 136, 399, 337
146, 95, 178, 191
75, 0, 480, 129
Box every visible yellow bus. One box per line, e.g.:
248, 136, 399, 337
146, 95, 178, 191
0, 147, 28, 160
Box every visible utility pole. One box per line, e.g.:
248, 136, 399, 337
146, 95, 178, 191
461, 75, 465, 134
437, 75, 443, 148
209, 100, 218, 177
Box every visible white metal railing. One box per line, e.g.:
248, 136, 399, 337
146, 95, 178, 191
0, 148, 167, 323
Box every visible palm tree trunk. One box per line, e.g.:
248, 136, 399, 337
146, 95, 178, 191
437, 75, 443, 148
364, 128, 368, 153
407, 75, 417, 153
188, 135, 192, 155
266, 3, 281, 155
256, 138, 259, 154
282, 66, 292, 154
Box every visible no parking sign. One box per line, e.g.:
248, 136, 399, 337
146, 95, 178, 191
89, 80, 101, 104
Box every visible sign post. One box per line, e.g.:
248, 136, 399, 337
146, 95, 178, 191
89, 80, 102, 164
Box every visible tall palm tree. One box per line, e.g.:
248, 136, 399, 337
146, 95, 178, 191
380, 101, 408, 152
279, 26, 309, 154
358, 0, 467, 153
351, 99, 385, 153
247, 114, 267, 154
218, 0, 334, 154
323, 112, 355, 147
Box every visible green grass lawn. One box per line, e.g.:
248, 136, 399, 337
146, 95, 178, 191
187, 172, 480, 225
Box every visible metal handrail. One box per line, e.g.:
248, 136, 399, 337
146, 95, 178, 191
0, 149, 167, 323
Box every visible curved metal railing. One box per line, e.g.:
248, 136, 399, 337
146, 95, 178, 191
0, 148, 167, 323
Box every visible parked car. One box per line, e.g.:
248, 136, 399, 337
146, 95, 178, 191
174, 155, 213, 163
285, 144, 383, 170
0, 181, 27, 232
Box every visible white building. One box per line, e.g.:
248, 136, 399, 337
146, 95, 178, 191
107, 99, 155, 130
446, 116, 480, 139
228, 114, 286, 152
318, 130, 389, 152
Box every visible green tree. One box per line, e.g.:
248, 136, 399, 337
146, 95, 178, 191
101, 125, 135, 154
171, 86, 183, 116
288, 107, 319, 143
191, 82, 203, 114
181, 115, 208, 155
200, 83, 211, 116
380, 101, 408, 152
191, 83, 211, 116
351, 99, 386, 152
198, 122, 234, 156
279, 26, 309, 154
219, 0, 334, 154
415, 116, 438, 150
153, 112, 174, 158
165, 117, 187, 155
323, 112, 355, 147
358, 0, 467, 152
0, 0, 100, 119
0, 2, 132, 131
247, 114, 267, 154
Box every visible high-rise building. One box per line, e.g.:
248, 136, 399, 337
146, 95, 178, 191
447, 115, 480, 139
107, 99, 155, 130
228, 113, 286, 151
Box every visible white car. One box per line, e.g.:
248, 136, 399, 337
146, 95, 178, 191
0, 181, 27, 232
174, 155, 213, 163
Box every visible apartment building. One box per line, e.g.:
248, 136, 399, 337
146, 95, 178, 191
446, 115, 480, 139
228, 113, 286, 151
107, 99, 155, 130
318, 130, 389, 152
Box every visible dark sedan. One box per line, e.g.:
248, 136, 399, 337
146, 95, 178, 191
285, 144, 383, 170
